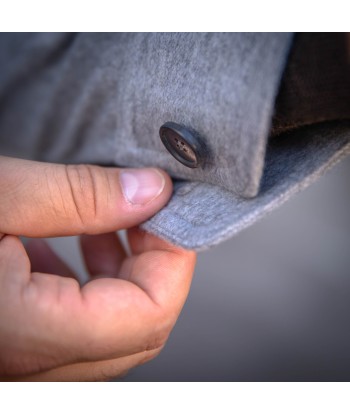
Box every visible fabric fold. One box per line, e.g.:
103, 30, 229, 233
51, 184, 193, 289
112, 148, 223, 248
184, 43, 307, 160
141, 122, 350, 250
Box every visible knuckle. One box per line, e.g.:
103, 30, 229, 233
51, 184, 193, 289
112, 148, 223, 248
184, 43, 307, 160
138, 347, 164, 366
65, 164, 98, 228
144, 323, 172, 352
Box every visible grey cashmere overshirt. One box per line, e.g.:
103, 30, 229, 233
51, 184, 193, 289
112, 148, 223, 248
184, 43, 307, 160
0, 33, 349, 250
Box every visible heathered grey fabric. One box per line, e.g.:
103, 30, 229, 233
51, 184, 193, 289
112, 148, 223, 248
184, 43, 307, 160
0, 33, 349, 251
142, 121, 350, 250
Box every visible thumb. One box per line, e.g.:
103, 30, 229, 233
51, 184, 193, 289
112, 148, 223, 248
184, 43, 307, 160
0, 156, 172, 237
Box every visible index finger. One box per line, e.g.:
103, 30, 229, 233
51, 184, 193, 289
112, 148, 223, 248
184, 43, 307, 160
80, 229, 196, 360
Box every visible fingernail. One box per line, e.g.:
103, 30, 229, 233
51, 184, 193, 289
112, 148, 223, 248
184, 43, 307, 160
120, 168, 166, 205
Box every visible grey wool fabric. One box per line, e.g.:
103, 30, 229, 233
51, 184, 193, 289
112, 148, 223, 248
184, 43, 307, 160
143, 122, 350, 250
0, 33, 349, 250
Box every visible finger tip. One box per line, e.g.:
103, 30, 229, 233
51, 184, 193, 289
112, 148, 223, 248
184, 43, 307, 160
127, 227, 197, 263
145, 167, 172, 199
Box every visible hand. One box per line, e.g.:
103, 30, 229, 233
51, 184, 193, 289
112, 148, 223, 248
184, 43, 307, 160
0, 156, 196, 381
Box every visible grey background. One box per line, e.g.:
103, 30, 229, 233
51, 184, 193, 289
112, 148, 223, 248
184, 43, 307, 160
50, 156, 350, 381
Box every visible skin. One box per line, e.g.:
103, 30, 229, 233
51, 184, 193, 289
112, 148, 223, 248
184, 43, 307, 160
0, 156, 196, 381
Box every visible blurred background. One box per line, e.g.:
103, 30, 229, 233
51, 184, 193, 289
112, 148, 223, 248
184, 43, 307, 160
49, 155, 350, 381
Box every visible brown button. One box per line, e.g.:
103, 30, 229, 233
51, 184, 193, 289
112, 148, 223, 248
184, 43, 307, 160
159, 122, 204, 168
